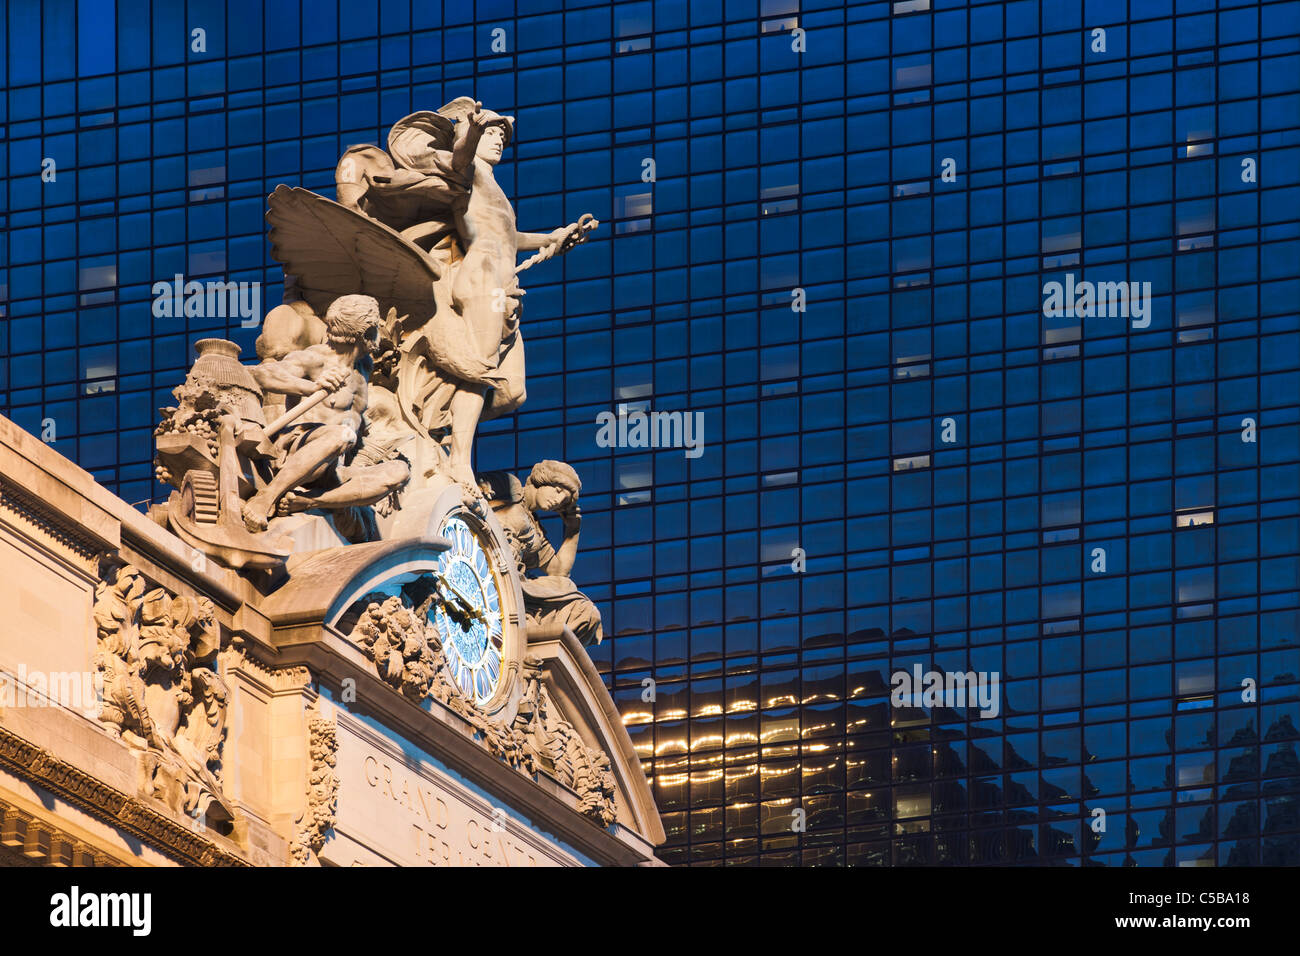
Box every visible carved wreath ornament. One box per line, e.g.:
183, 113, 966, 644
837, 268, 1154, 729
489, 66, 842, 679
347, 594, 615, 826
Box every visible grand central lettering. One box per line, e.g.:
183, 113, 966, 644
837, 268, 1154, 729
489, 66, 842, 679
362, 755, 540, 866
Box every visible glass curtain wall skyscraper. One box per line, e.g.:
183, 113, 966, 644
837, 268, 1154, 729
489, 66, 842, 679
2, 0, 1299, 865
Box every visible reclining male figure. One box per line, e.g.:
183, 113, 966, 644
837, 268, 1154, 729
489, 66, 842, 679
241, 294, 409, 532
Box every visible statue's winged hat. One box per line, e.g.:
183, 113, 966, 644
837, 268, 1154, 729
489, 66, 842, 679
388, 97, 515, 171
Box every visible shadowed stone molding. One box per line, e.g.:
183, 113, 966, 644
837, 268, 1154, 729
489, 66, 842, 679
0, 725, 247, 866
0, 479, 106, 573
515, 655, 616, 826
222, 637, 313, 693
290, 702, 338, 866
520, 623, 665, 846
0, 797, 124, 866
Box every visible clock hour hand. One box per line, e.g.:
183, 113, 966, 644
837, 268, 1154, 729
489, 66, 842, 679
435, 573, 486, 629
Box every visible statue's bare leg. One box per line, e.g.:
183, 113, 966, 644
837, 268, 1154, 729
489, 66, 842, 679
278, 461, 410, 514
446, 284, 512, 488
242, 426, 353, 530
448, 387, 486, 487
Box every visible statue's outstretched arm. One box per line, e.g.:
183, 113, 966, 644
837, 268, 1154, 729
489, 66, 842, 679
252, 351, 323, 397
517, 227, 568, 252
516, 215, 599, 269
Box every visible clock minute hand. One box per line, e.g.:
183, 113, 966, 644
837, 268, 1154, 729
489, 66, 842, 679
437, 574, 485, 626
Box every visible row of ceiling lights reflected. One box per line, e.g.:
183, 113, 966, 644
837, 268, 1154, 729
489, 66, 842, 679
638, 715, 919, 756
623, 685, 886, 723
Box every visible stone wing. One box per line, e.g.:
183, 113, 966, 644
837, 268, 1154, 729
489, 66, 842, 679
265, 184, 441, 322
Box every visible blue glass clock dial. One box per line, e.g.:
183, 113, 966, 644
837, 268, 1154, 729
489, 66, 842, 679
431, 516, 505, 706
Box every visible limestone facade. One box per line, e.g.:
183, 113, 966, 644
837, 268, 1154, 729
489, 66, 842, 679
0, 416, 663, 866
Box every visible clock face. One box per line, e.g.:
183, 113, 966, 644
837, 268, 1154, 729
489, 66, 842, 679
431, 516, 505, 706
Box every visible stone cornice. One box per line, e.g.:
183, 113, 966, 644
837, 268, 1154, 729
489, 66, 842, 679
223, 639, 313, 695
0, 795, 126, 866
0, 725, 250, 867
0, 418, 120, 556
0, 479, 106, 573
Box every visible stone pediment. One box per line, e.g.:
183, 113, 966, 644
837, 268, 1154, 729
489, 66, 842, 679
258, 537, 454, 631
251, 535, 663, 859
521, 623, 665, 846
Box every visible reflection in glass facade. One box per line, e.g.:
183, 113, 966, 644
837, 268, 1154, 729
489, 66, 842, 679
3, 0, 1300, 865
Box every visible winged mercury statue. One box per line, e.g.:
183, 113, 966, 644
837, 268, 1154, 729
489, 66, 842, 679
264, 97, 600, 490
154, 99, 602, 573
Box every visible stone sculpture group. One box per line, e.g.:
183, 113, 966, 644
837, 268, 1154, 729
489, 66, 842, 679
139, 100, 617, 832
152, 98, 604, 646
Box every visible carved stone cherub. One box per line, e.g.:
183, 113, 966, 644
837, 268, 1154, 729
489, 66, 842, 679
479, 460, 603, 646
